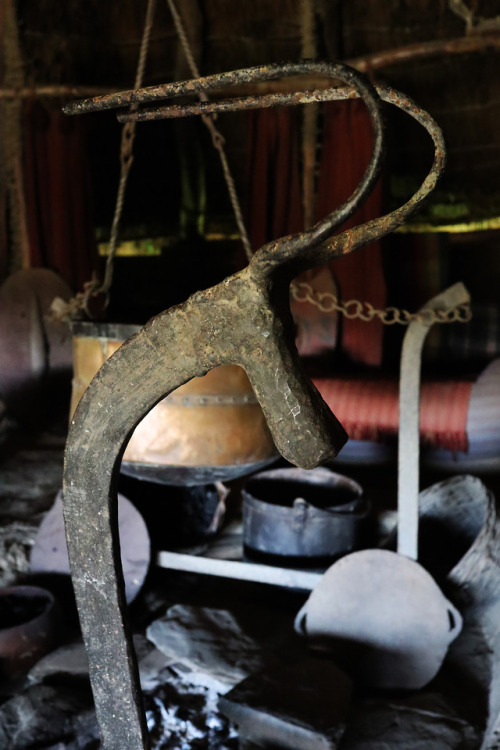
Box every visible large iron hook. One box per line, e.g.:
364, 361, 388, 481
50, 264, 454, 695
63, 62, 445, 750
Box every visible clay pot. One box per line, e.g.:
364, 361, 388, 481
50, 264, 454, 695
0, 586, 59, 679
30, 491, 150, 604
0, 269, 73, 419
295, 549, 462, 690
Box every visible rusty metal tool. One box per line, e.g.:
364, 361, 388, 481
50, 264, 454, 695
62, 61, 445, 750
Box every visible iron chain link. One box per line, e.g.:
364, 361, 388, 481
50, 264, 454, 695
290, 281, 473, 325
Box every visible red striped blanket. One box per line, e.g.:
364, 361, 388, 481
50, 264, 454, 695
313, 377, 473, 452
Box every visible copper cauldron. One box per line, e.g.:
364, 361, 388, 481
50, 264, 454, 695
70, 321, 277, 485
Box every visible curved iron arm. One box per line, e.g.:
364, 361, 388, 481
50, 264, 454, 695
284, 86, 445, 276
65, 62, 385, 260
62, 63, 444, 750
121, 84, 445, 281
66, 62, 444, 280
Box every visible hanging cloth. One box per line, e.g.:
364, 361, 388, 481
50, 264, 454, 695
23, 101, 99, 292
313, 375, 472, 453
315, 99, 387, 367
245, 100, 386, 365
246, 107, 303, 251
246, 107, 339, 356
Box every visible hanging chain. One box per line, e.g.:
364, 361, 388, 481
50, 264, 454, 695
166, 0, 254, 263
291, 280, 472, 325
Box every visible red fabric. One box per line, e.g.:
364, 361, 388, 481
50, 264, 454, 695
23, 101, 98, 291
313, 376, 473, 452
246, 107, 303, 251
315, 99, 386, 366
245, 101, 387, 366
293, 265, 339, 356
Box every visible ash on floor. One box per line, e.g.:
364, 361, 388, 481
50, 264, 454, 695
0, 422, 493, 750
145, 677, 238, 750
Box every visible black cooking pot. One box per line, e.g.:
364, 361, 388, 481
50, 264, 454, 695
242, 467, 369, 567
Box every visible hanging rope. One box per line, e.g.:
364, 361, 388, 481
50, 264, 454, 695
3, 0, 31, 272
166, 0, 254, 262
51, 0, 157, 321
53, 4, 471, 329
98, 0, 157, 303
147, 12, 472, 327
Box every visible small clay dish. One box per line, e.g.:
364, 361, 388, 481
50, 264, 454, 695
0, 585, 59, 679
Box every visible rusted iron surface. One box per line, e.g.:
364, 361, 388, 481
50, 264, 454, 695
62, 61, 360, 115
110, 84, 446, 261
62, 62, 445, 750
69, 65, 445, 265
63, 266, 351, 750
116, 88, 361, 121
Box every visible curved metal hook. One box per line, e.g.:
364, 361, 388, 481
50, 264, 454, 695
249, 86, 445, 279
113, 82, 445, 282
62, 63, 446, 750
65, 61, 385, 274
67, 62, 444, 279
